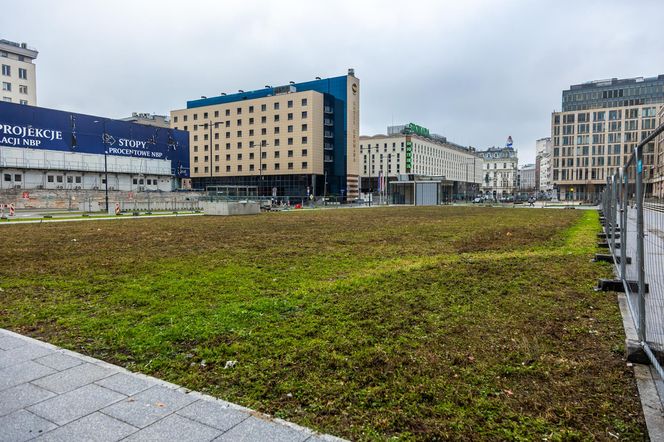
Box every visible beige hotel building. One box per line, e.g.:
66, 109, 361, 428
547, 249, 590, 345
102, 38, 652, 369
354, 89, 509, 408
551, 75, 664, 200
170, 71, 360, 200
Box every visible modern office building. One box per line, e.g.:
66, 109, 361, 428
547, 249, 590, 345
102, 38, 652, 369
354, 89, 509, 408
536, 137, 553, 193
170, 70, 360, 199
551, 75, 664, 200
518, 163, 536, 192
1, 39, 38, 106
359, 123, 482, 200
477, 144, 518, 198
0, 101, 189, 191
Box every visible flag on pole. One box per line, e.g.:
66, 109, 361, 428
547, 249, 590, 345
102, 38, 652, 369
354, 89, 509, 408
506, 136, 513, 148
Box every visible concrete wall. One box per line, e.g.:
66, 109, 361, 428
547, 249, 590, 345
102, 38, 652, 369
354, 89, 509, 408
200, 200, 260, 216
0, 188, 204, 211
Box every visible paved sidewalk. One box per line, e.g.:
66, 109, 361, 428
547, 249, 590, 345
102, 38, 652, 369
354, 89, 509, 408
0, 329, 344, 442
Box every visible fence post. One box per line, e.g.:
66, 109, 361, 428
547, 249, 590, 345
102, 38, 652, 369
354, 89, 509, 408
620, 168, 627, 280
635, 146, 646, 342
611, 174, 617, 252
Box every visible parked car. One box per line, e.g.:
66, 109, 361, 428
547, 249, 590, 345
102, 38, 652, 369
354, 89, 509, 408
472, 197, 482, 203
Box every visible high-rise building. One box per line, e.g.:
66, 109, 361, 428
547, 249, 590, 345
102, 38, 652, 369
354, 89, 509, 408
359, 123, 482, 198
121, 112, 170, 128
477, 144, 518, 198
0, 39, 38, 106
551, 75, 664, 200
170, 71, 360, 199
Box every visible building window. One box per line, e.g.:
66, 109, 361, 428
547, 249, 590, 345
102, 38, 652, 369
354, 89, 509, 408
261, 151, 267, 159
301, 98, 307, 106
56, 175, 63, 183
237, 165, 242, 172
47, 175, 54, 183
288, 150, 293, 157
275, 163, 280, 170
261, 128, 267, 135
287, 125, 293, 133
173, 116, 178, 123
288, 162, 293, 170
274, 127, 280, 134
19, 100, 27, 105
249, 106, 254, 113
193, 135, 198, 142
274, 139, 280, 147
274, 114, 280, 122
261, 116, 267, 124
249, 164, 255, 171
226, 154, 231, 161
4, 173, 11, 181
261, 164, 267, 171
193, 113, 198, 120
302, 137, 308, 145
203, 112, 208, 119
2, 82, 11, 91
214, 111, 219, 117
274, 102, 279, 110
301, 111, 308, 119
288, 113, 293, 120
183, 115, 188, 122
226, 143, 231, 149
302, 149, 308, 156
302, 162, 308, 169
237, 107, 242, 115
249, 129, 254, 136
249, 152, 255, 159
1, 65, 9, 76
237, 154, 242, 160
287, 100, 293, 108
288, 138, 293, 145
225, 109, 231, 116
274, 151, 280, 158
133, 178, 138, 185
19, 85, 27, 94
261, 104, 267, 112
194, 167, 199, 173
302, 124, 307, 131
226, 165, 231, 172
249, 117, 254, 125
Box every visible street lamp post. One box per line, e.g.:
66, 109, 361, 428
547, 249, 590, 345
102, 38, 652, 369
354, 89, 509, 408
94, 120, 110, 212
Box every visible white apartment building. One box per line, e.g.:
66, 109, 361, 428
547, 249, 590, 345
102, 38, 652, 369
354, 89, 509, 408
536, 137, 553, 193
0, 39, 37, 105
518, 163, 536, 191
477, 146, 518, 198
359, 125, 482, 196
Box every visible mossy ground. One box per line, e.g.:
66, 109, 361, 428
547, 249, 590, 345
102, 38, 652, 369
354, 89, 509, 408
0, 207, 645, 440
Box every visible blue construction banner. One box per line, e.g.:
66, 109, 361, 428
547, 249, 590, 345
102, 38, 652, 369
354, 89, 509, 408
0, 101, 190, 177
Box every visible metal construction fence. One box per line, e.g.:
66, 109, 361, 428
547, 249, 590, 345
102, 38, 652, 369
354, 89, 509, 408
601, 122, 664, 377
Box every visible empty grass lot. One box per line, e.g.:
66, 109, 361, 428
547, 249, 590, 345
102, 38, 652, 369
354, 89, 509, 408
0, 206, 646, 440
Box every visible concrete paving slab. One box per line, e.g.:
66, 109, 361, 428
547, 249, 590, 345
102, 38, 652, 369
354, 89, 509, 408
0, 383, 56, 417
94, 372, 155, 396
32, 362, 114, 394
27, 383, 126, 426
0, 335, 29, 351
102, 385, 197, 428
33, 412, 138, 442
123, 413, 221, 442
0, 360, 56, 391
34, 352, 84, 371
176, 399, 249, 432
0, 410, 58, 442
213, 416, 311, 442
0, 343, 53, 369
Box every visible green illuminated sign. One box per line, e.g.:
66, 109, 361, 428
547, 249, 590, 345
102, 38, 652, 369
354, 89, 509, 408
406, 123, 430, 137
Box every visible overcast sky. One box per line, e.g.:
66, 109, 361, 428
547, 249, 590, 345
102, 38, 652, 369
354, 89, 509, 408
2, 0, 664, 163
